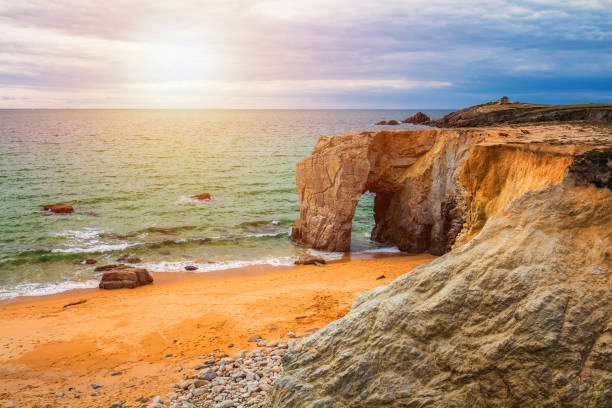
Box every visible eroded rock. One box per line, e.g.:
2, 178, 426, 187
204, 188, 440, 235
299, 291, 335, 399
292, 128, 592, 255
270, 173, 612, 407
99, 267, 153, 289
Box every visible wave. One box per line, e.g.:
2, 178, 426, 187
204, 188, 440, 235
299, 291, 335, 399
51, 228, 141, 254
0, 279, 99, 300
139, 257, 295, 273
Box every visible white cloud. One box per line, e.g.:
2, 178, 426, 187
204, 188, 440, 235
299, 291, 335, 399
0, 0, 610, 107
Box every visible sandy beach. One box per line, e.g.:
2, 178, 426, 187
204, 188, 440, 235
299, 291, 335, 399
0, 254, 435, 407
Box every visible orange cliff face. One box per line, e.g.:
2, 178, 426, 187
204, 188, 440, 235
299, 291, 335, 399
291, 124, 612, 255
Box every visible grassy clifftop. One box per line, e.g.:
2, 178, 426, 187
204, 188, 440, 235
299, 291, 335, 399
431, 100, 612, 127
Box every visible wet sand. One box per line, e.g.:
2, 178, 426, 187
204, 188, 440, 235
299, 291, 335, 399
0, 254, 435, 407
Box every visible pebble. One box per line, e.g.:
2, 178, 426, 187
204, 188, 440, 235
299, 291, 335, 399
57, 392, 64, 397
91, 383, 103, 389
247, 335, 262, 342
111, 371, 123, 376
159, 334, 303, 408
108, 401, 123, 408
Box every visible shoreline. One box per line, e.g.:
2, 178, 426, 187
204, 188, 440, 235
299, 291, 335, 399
0, 251, 404, 306
0, 253, 435, 408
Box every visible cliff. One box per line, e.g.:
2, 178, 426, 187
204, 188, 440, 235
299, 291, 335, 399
428, 102, 612, 127
292, 124, 610, 255
270, 149, 612, 407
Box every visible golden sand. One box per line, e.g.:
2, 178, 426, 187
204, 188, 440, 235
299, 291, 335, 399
0, 254, 435, 407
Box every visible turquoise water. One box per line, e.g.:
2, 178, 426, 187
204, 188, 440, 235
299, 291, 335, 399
0, 109, 449, 299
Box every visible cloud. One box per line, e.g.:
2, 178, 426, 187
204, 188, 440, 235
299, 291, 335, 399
0, 0, 610, 107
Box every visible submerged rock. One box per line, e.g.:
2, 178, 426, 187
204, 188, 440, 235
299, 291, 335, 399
401, 111, 430, 124
269, 173, 612, 407
116, 254, 142, 264
191, 192, 211, 200
94, 264, 120, 272
43, 203, 74, 214
99, 267, 153, 290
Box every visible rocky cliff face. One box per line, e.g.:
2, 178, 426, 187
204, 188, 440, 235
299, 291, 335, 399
270, 162, 612, 407
292, 126, 603, 255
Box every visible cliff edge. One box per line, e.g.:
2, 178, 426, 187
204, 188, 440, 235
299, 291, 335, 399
270, 150, 612, 407
292, 124, 611, 255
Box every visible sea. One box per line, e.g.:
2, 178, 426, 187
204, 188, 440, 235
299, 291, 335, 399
0, 109, 450, 300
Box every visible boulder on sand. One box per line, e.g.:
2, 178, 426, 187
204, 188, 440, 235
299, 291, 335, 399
99, 266, 153, 290
401, 111, 431, 124
294, 255, 326, 266
191, 193, 211, 200
43, 203, 74, 214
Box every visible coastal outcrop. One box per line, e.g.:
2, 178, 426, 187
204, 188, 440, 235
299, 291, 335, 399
428, 101, 612, 127
43, 203, 74, 214
98, 265, 153, 289
269, 161, 612, 407
292, 126, 604, 254
401, 111, 430, 124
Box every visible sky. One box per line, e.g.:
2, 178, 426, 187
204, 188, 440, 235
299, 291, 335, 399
1, 0, 611, 108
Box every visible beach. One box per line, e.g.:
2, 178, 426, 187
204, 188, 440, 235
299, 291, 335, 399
0, 254, 435, 407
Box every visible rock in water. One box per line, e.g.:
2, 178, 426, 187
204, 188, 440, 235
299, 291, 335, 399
99, 267, 153, 289
375, 121, 387, 125
43, 203, 74, 213
401, 111, 430, 124
192, 193, 211, 200
94, 264, 120, 272
269, 170, 612, 407
386, 120, 399, 125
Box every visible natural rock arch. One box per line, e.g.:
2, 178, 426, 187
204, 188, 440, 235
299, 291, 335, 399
292, 129, 578, 255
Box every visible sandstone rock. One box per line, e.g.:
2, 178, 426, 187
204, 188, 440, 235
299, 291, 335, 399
386, 120, 399, 125
99, 267, 153, 290
83, 259, 97, 265
192, 193, 211, 200
401, 111, 430, 124
94, 264, 120, 272
269, 173, 612, 407
291, 129, 587, 255
294, 255, 326, 266
116, 254, 141, 264
43, 203, 74, 214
